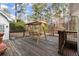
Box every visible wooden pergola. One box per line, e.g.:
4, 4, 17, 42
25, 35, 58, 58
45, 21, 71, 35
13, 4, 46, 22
26, 21, 47, 44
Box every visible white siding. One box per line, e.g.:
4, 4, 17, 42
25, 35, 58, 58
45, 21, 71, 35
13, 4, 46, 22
0, 14, 9, 40
0, 14, 9, 24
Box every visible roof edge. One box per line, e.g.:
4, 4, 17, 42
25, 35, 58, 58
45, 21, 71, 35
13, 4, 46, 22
0, 10, 12, 22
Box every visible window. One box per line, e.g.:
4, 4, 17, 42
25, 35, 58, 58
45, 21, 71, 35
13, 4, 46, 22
0, 25, 4, 32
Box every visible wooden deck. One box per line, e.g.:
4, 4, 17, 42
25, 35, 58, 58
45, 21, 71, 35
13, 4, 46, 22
1, 36, 60, 56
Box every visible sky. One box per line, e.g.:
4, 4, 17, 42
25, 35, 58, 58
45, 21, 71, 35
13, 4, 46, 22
0, 3, 33, 16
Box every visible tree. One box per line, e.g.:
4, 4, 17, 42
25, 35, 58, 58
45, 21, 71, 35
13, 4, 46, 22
32, 3, 47, 20
51, 4, 70, 24
49, 3, 69, 19
15, 3, 27, 22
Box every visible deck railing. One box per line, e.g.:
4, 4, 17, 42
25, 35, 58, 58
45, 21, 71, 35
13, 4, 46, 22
58, 30, 78, 56
10, 30, 26, 39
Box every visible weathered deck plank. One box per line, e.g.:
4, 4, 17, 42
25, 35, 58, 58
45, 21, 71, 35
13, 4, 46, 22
1, 36, 60, 56
22, 37, 58, 55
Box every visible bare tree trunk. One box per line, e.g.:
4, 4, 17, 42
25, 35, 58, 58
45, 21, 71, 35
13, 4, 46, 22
15, 3, 18, 22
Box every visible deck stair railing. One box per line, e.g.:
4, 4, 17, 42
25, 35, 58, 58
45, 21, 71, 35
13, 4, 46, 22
58, 30, 78, 56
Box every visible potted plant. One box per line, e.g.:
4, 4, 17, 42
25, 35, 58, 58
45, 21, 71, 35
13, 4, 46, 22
0, 33, 4, 43
0, 32, 7, 55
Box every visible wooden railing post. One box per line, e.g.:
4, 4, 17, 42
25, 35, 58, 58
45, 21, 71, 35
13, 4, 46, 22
58, 31, 67, 54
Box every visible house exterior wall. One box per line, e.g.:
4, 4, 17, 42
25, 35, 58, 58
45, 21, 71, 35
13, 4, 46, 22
0, 14, 9, 40
70, 3, 79, 54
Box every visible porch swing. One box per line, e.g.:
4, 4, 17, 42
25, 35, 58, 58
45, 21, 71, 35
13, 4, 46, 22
26, 20, 47, 44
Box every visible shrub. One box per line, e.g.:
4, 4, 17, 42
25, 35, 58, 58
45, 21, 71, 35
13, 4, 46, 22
10, 20, 26, 32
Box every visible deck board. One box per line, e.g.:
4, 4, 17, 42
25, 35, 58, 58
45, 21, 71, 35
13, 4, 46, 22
1, 36, 59, 56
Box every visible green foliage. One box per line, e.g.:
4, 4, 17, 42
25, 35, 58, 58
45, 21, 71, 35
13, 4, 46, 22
52, 3, 69, 18
10, 20, 26, 32
32, 3, 47, 20
30, 3, 69, 22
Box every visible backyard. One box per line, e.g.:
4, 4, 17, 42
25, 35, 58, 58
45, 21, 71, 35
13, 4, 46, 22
0, 3, 78, 56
